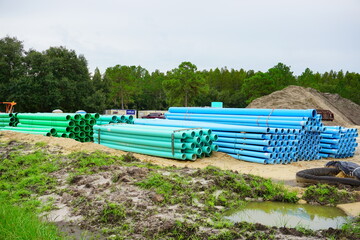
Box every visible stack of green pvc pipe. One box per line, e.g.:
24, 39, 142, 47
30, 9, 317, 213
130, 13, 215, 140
2, 113, 100, 142
96, 115, 134, 125
93, 124, 218, 161
0, 113, 18, 127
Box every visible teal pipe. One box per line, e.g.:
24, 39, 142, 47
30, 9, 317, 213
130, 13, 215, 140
93, 131, 186, 143
93, 133, 186, 149
97, 141, 187, 160
93, 125, 187, 139
97, 140, 185, 153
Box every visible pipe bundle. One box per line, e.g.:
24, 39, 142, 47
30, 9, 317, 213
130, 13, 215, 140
96, 115, 134, 125
0, 113, 18, 127
132, 107, 329, 164
320, 126, 358, 158
93, 124, 218, 161
0, 113, 100, 142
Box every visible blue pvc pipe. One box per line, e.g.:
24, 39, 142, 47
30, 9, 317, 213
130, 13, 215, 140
229, 154, 267, 164
134, 119, 271, 133
217, 136, 272, 146
165, 112, 309, 121
168, 107, 317, 118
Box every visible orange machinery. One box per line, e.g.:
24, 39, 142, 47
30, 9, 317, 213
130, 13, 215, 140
0, 102, 16, 113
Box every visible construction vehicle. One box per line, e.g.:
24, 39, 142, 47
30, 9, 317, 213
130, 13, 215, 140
316, 109, 334, 121
0, 101, 16, 113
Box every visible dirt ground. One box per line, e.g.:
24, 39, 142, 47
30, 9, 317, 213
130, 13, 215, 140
247, 85, 360, 126
1, 129, 360, 218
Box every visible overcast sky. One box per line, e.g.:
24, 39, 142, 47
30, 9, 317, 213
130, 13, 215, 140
1, 0, 359, 75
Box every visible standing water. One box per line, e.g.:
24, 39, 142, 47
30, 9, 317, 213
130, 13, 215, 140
224, 201, 350, 230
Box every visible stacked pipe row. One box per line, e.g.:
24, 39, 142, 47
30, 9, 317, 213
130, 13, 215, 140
133, 108, 326, 164
165, 107, 325, 163
134, 118, 320, 164
0, 113, 100, 142
96, 115, 134, 125
0, 113, 18, 127
93, 124, 218, 161
320, 126, 359, 158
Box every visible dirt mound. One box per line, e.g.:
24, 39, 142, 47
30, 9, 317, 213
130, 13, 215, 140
247, 85, 360, 127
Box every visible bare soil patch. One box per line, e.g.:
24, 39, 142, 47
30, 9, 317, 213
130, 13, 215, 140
247, 85, 360, 126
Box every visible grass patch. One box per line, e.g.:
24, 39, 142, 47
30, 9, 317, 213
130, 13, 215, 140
0, 198, 64, 240
303, 184, 355, 206
0, 149, 59, 206
136, 172, 192, 204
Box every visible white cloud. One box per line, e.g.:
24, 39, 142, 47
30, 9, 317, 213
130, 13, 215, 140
0, 0, 359, 74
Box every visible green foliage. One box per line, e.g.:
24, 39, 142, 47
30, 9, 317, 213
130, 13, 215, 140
163, 61, 209, 107
1, 35, 360, 115
105, 65, 147, 109
302, 184, 354, 206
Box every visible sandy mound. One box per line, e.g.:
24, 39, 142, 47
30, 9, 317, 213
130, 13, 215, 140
247, 85, 360, 127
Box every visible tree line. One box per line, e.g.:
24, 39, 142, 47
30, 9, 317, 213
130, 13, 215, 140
1, 36, 359, 113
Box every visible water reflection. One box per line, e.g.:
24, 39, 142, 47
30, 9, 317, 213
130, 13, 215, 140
224, 201, 350, 230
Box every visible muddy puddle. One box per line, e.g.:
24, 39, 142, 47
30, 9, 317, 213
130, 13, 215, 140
224, 201, 350, 230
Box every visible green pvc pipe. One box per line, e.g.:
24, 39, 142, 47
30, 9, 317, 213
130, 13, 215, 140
202, 146, 211, 154
99, 115, 117, 121
0, 129, 51, 136
0, 118, 12, 122
0, 113, 12, 118
183, 137, 201, 144
211, 145, 219, 151
86, 119, 96, 125
92, 130, 185, 143
19, 119, 75, 127
93, 133, 186, 150
185, 153, 197, 161
210, 134, 218, 141
117, 115, 126, 121
61, 132, 75, 138
1, 126, 57, 135
194, 130, 204, 137
124, 115, 134, 121
76, 132, 86, 138
16, 113, 72, 121
80, 125, 91, 132
201, 135, 210, 142
75, 120, 86, 126
97, 140, 187, 160
98, 139, 185, 153
90, 113, 100, 119
128, 124, 196, 138
184, 148, 201, 155
93, 125, 187, 139
71, 126, 81, 133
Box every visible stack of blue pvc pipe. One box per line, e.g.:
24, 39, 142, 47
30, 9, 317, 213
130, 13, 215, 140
133, 107, 326, 164
320, 126, 358, 158
93, 124, 218, 161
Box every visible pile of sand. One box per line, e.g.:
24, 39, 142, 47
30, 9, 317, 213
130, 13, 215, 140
247, 85, 360, 127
